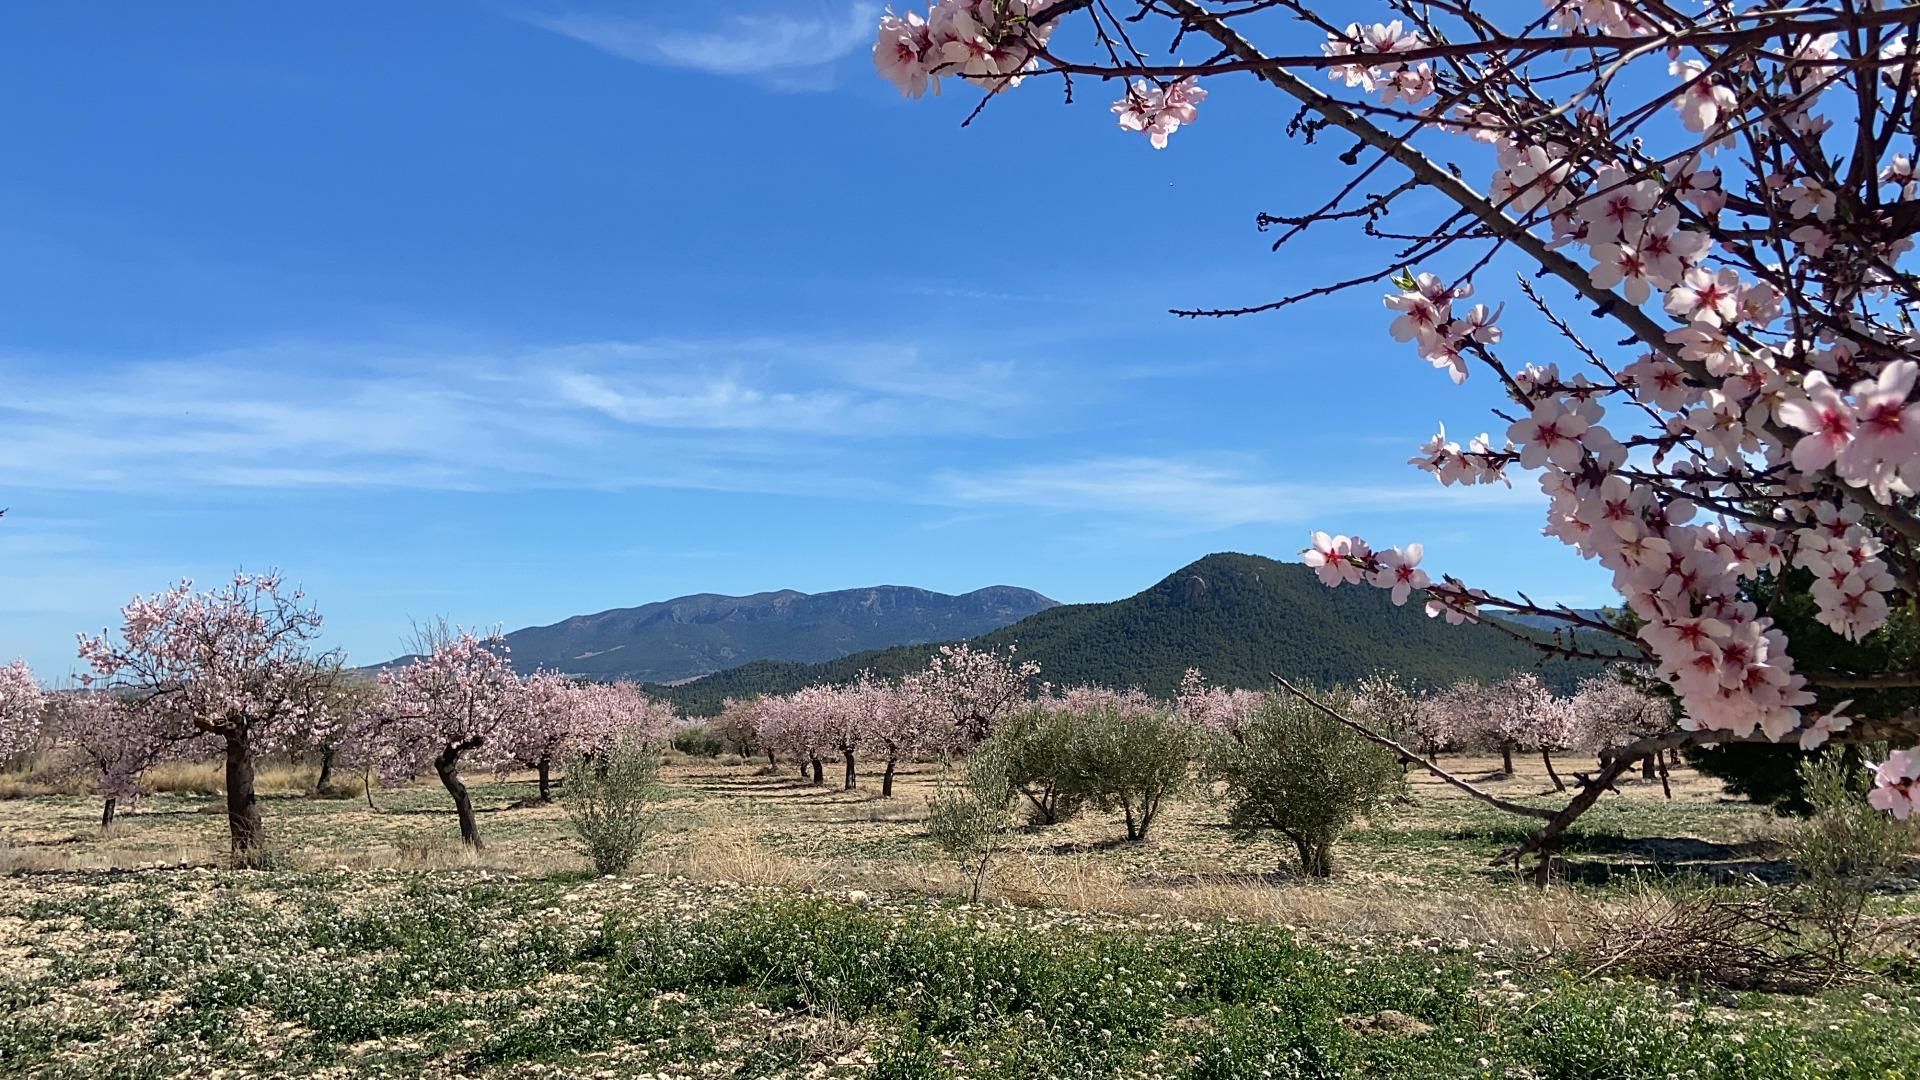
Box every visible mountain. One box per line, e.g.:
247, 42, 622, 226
659, 553, 1620, 715
1495, 608, 1610, 632
469, 585, 1056, 683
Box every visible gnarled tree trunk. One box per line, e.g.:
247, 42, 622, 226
1541, 749, 1566, 792
842, 749, 856, 790
101, 797, 117, 830
1499, 742, 1516, 778
225, 730, 265, 860
435, 748, 482, 848
316, 747, 335, 790
882, 756, 898, 798
537, 760, 553, 802
810, 755, 823, 786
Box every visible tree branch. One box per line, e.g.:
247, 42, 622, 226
1269, 672, 1556, 820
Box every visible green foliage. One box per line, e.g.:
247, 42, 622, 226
1068, 703, 1196, 842
562, 734, 664, 875
5, 873, 1918, 1078
1786, 750, 1916, 970
663, 554, 1613, 714
924, 744, 1018, 901
668, 723, 723, 758
984, 705, 1091, 826
1212, 691, 1406, 876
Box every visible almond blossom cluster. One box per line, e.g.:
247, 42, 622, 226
1323, 20, 1435, 106
0, 658, 43, 758
1870, 748, 1919, 819
872, 3, 1211, 149
872, 1, 1060, 99
1381, 273, 1505, 384
1111, 77, 1206, 150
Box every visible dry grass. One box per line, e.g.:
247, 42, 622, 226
0, 749, 1863, 950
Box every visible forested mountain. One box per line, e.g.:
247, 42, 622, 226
660, 553, 1619, 714
384, 585, 1056, 683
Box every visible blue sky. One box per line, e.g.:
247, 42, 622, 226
0, 2, 1610, 678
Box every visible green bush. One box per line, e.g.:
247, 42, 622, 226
1212, 690, 1405, 876
925, 743, 1017, 901
563, 734, 665, 875
1786, 749, 1916, 971
983, 705, 1091, 826
1068, 702, 1196, 842
670, 724, 724, 758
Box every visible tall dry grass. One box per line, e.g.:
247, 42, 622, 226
0, 753, 320, 800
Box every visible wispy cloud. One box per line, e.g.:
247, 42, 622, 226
935, 455, 1540, 530
0, 335, 1032, 497
521, 2, 879, 90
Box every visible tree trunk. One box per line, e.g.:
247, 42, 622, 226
537, 760, 553, 803
1123, 805, 1139, 841
970, 850, 991, 902
316, 747, 335, 790
810, 756, 823, 786
435, 749, 482, 848
364, 770, 377, 811
1641, 752, 1657, 780
225, 730, 265, 860
767, 749, 777, 767
1293, 837, 1334, 877
842, 749, 856, 790
882, 757, 897, 798
1541, 749, 1566, 793
1500, 742, 1515, 778
101, 797, 116, 830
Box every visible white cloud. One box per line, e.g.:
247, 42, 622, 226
0, 335, 1032, 497
523, 3, 879, 90
935, 455, 1540, 530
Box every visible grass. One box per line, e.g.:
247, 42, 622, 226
0, 752, 1914, 1076
0, 869, 1914, 1078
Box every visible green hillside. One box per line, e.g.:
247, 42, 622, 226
659, 553, 1615, 715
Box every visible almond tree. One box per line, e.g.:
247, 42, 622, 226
44, 691, 184, 828
872, 2, 1920, 865
368, 631, 522, 847
0, 659, 43, 760
1175, 667, 1262, 742
497, 671, 584, 803
77, 573, 337, 859
906, 642, 1041, 745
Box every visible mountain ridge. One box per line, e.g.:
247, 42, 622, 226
378, 584, 1057, 683
656, 553, 1618, 714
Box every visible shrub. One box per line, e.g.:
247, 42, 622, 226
1213, 690, 1404, 876
983, 706, 1089, 826
1067, 702, 1195, 842
924, 742, 1016, 901
562, 733, 665, 875
1786, 749, 1916, 972
670, 724, 724, 759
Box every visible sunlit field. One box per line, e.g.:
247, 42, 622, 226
3, 751, 1916, 1078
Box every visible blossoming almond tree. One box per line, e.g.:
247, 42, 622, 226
0, 659, 43, 760
904, 642, 1041, 745
874, 2, 1920, 855
369, 631, 522, 847
77, 573, 337, 859
43, 691, 186, 829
